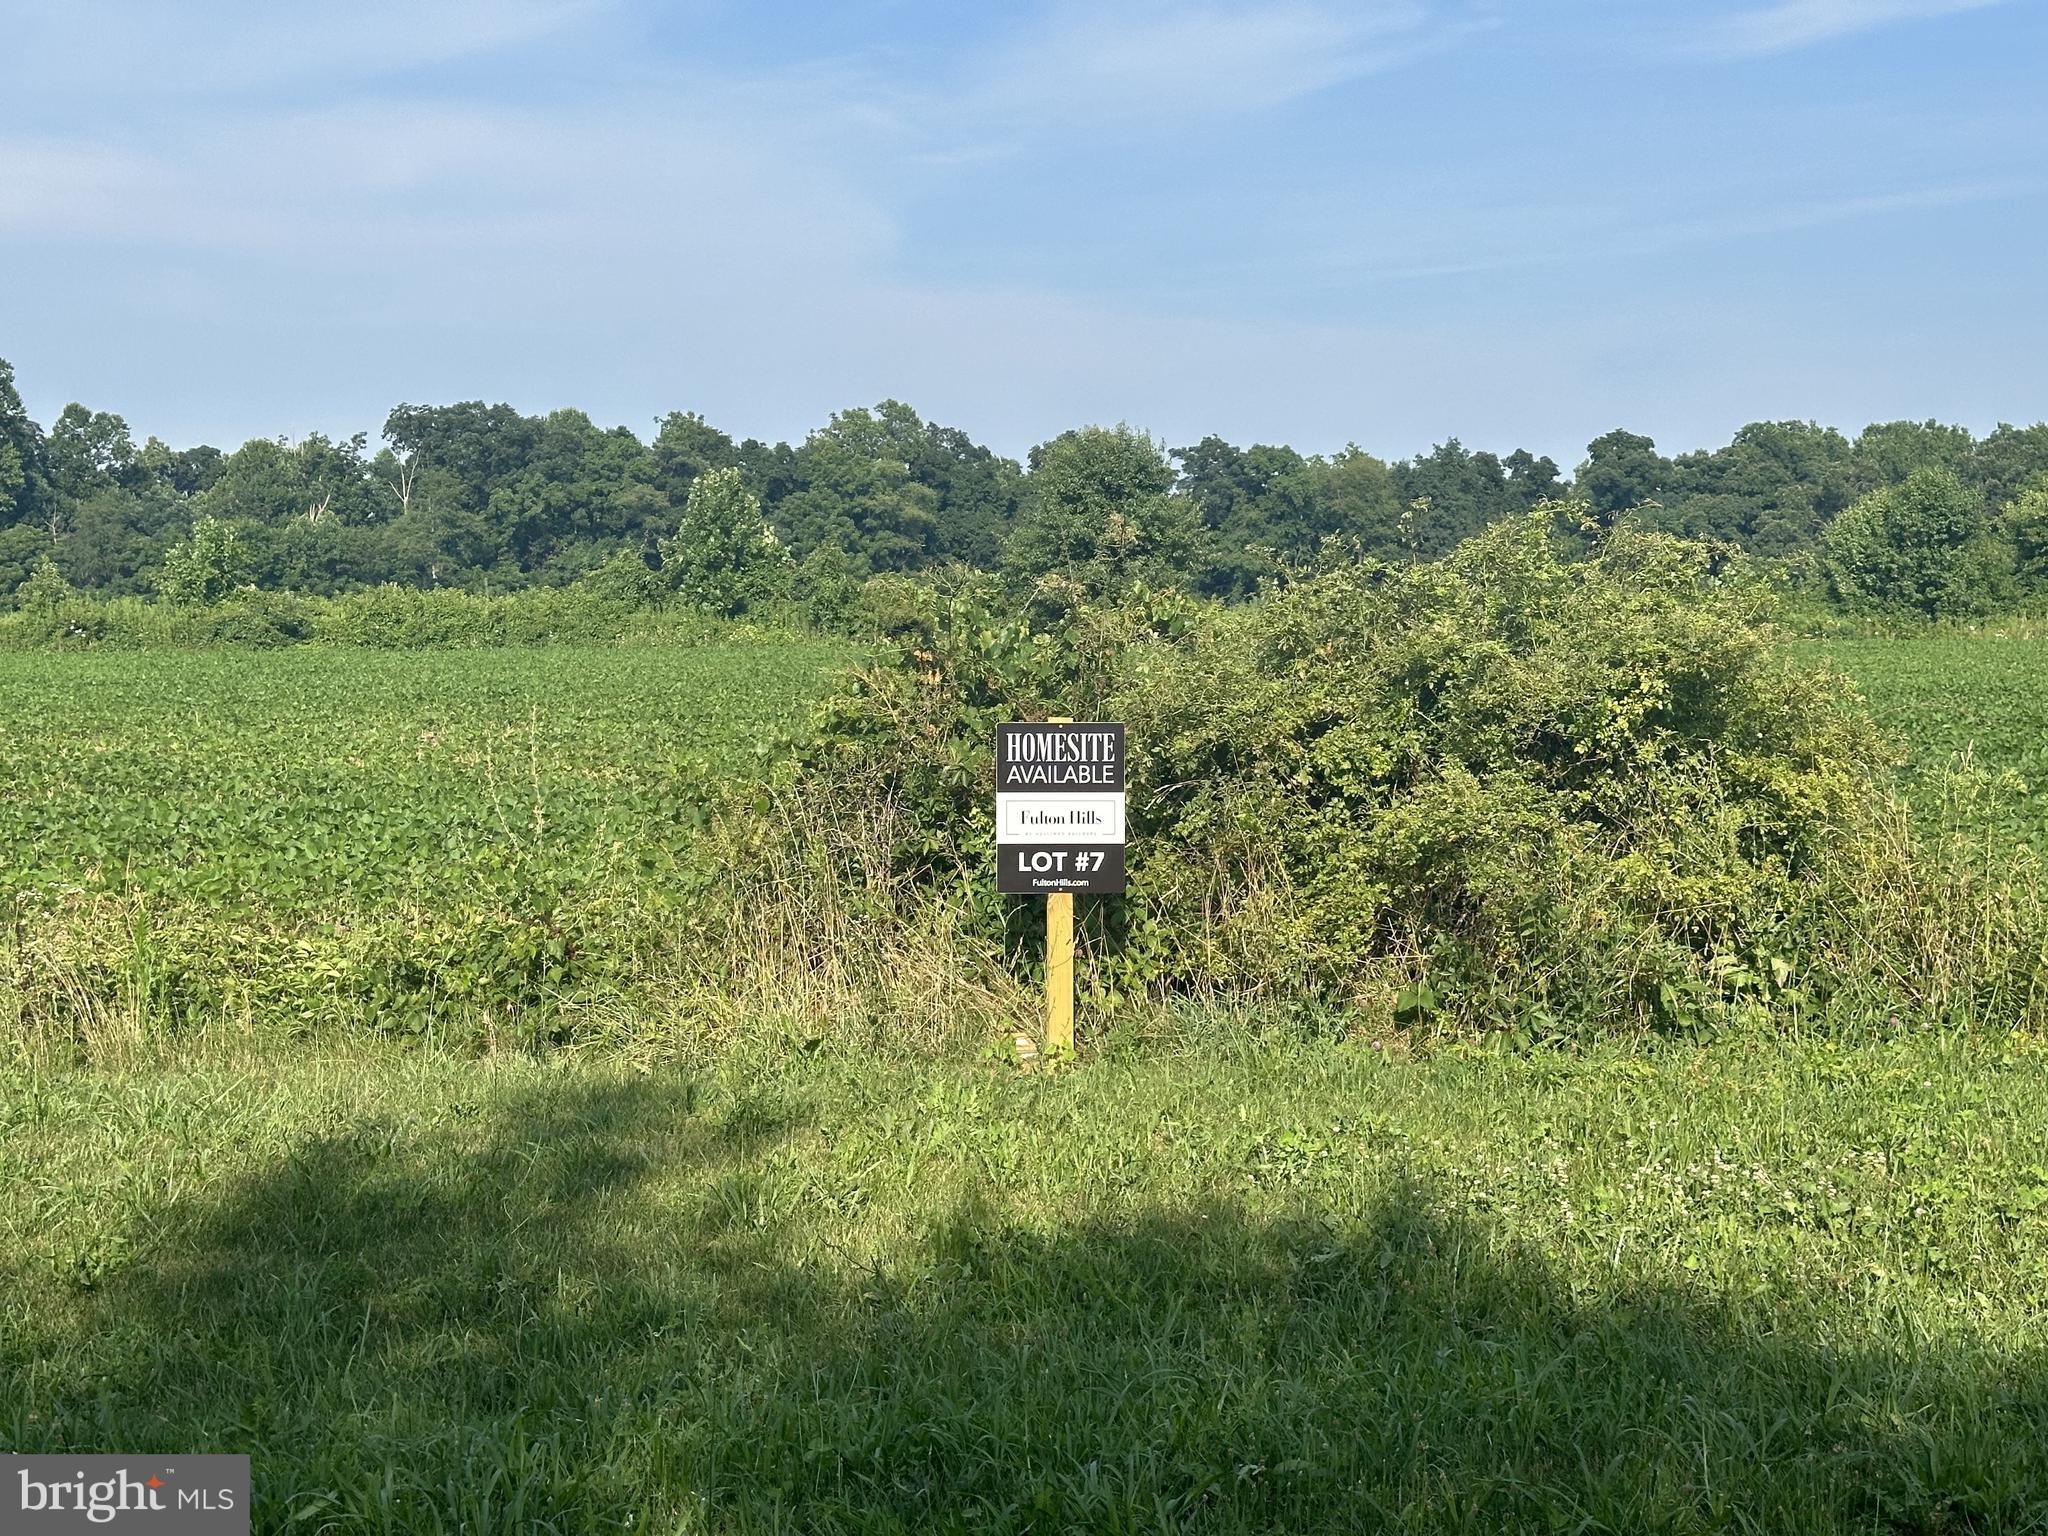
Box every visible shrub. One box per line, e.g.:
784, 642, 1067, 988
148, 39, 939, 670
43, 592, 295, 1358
202, 590, 320, 647
0, 581, 741, 651
15, 553, 75, 612
157, 516, 254, 606
774, 511, 1945, 1033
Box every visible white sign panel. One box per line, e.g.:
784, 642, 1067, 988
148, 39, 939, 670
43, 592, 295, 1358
997, 792, 1125, 844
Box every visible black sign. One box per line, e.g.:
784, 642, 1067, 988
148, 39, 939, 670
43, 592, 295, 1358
996, 723, 1126, 792
996, 722, 1127, 894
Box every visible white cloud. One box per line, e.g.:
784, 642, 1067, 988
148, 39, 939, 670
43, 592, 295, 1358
0, 0, 606, 98
1698, 0, 2010, 58
9, 0, 2031, 464
0, 79, 901, 270
0, 2, 1471, 265
962, 1, 1465, 129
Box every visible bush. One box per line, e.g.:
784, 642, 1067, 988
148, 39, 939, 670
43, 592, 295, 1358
773, 511, 1960, 1033
156, 516, 254, 606
15, 553, 75, 612
0, 581, 742, 651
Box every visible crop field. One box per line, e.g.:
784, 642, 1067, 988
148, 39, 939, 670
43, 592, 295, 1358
0, 641, 851, 903
1812, 633, 2048, 850
4, 631, 2048, 1532
0, 641, 851, 1051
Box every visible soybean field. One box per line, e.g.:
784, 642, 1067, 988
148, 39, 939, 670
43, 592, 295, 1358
0, 641, 850, 1049
1814, 633, 2048, 851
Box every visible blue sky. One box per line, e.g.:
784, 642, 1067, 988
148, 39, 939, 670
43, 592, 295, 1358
1, 0, 2041, 466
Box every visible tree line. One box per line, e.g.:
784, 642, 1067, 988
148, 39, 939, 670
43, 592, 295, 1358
3, 355, 2045, 619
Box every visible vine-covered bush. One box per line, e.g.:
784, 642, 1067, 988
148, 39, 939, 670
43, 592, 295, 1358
784, 511, 1933, 1031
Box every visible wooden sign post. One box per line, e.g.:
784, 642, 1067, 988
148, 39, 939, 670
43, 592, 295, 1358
1046, 876, 1074, 1056
996, 717, 1127, 1059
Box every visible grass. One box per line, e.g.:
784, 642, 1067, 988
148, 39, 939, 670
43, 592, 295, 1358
6, 629, 2048, 1529
5, 1026, 2047, 1533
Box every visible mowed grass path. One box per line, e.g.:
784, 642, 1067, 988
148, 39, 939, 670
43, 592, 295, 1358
5, 1031, 2046, 1533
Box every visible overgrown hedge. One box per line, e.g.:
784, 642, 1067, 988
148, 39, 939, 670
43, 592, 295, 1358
774, 510, 2045, 1034
0, 583, 736, 651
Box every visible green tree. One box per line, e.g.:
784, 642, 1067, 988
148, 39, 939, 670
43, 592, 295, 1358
1578, 430, 1667, 527
2000, 484, 2048, 595
651, 411, 738, 509
773, 404, 945, 573
1004, 425, 1200, 596
1659, 421, 1852, 555
662, 466, 788, 614
0, 437, 24, 528
59, 490, 164, 592
0, 523, 50, 601
1172, 436, 1336, 595
919, 420, 1021, 568
486, 410, 662, 572
1973, 423, 2048, 510
1393, 440, 1527, 555
0, 360, 45, 524
390, 488, 505, 586
1502, 448, 1564, 507
0, 358, 44, 529
1308, 446, 1406, 559
15, 552, 74, 612
137, 437, 225, 498
184, 435, 382, 591
1852, 419, 1973, 494
1822, 465, 2004, 618
383, 401, 536, 504
46, 403, 138, 502
157, 516, 253, 606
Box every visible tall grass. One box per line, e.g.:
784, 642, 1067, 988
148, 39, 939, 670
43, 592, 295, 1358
0, 583, 832, 651
9, 750, 2047, 1073
1819, 758, 2048, 1026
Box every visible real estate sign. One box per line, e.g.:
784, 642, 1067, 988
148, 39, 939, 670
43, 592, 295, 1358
996, 722, 1127, 894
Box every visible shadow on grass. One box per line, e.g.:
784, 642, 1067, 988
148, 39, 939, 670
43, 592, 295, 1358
9, 1073, 2044, 1534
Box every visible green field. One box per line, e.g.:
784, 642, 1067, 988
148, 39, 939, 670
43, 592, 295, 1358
1, 642, 851, 1053
1, 642, 850, 906
4, 632, 2048, 1532
1809, 635, 2048, 851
